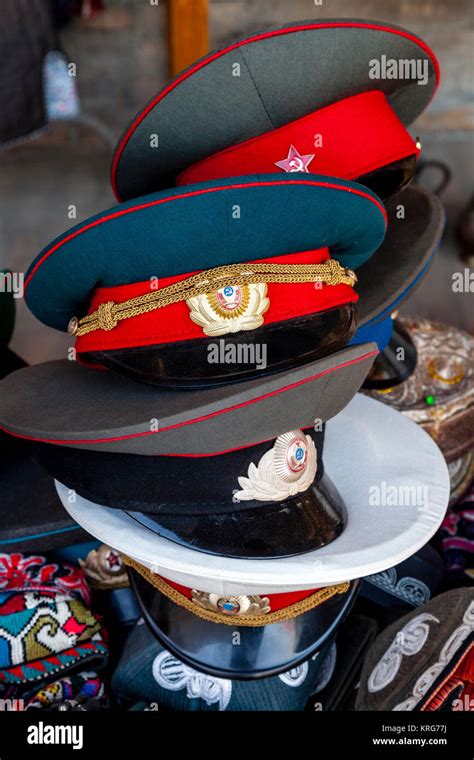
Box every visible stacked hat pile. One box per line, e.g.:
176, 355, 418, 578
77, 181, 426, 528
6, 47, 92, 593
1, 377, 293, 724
0, 20, 454, 706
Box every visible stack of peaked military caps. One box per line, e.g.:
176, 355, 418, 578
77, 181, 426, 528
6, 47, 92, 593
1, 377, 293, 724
0, 374, 450, 676
0, 17, 452, 679
110, 17, 445, 383
47, 392, 449, 678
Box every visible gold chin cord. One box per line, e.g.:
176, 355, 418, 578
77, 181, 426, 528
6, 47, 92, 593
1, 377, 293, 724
122, 553, 351, 627
68, 259, 357, 337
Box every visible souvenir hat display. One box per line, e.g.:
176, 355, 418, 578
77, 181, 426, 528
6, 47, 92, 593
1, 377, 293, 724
356, 588, 474, 711
1, 375, 437, 681
50, 393, 450, 589
0, 12, 459, 699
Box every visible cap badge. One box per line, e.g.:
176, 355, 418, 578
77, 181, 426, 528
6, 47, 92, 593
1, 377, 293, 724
186, 283, 269, 337
191, 590, 271, 617
234, 430, 317, 502
275, 144, 315, 173
78, 544, 128, 589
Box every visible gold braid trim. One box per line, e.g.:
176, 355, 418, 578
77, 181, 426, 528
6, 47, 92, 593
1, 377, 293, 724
71, 260, 357, 337
122, 554, 350, 627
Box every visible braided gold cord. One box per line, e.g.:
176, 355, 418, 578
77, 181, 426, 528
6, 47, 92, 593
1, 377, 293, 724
71, 260, 357, 337
122, 554, 350, 627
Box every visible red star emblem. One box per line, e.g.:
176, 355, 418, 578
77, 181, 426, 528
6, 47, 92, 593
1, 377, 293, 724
274, 144, 315, 173
105, 551, 121, 571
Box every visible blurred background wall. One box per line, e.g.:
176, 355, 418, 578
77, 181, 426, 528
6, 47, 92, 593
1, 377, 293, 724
0, 0, 472, 364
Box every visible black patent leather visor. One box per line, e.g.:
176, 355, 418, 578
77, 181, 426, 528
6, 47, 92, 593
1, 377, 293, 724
130, 569, 359, 679
85, 304, 356, 388
126, 472, 346, 559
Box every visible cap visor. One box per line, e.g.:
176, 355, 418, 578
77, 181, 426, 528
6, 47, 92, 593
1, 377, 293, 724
0, 344, 376, 455
126, 473, 346, 559
86, 304, 356, 388
130, 568, 358, 679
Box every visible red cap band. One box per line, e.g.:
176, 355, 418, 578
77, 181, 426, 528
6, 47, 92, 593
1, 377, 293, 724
75, 248, 357, 354
164, 576, 321, 612
177, 91, 419, 186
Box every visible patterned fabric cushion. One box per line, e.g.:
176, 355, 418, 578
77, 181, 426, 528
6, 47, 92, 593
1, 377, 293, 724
0, 552, 108, 688
0, 552, 91, 605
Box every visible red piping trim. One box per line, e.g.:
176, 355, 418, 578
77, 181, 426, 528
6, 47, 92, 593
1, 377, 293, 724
111, 21, 440, 199
24, 181, 386, 291
0, 349, 378, 447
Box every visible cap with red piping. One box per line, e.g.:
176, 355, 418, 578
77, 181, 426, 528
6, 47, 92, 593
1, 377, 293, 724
110, 18, 439, 200
23, 174, 386, 387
